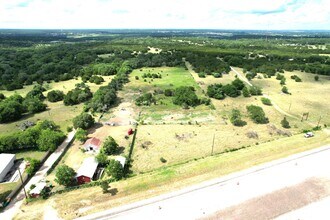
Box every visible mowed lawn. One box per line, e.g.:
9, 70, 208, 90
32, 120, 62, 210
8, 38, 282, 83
0, 76, 114, 135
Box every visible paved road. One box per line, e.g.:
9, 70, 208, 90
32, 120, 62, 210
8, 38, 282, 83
77, 144, 330, 220
0, 131, 75, 220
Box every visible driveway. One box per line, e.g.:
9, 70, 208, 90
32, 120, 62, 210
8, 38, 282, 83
0, 131, 75, 220
77, 144, 330, 220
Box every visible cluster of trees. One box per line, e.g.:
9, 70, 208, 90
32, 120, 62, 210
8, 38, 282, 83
72, 113, 95, 130
0, 85, 47, 123
47, 90, 64, 102
185, 52, 230, 77
207, 79, 245, 100
63, 83, 93, 106
246, 105, 269, 124
141, 72, 162, 79
173, 86, 200, 107
0, 120, 65, 152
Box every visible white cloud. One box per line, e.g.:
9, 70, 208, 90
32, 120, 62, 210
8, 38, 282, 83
0, 0, 329, 29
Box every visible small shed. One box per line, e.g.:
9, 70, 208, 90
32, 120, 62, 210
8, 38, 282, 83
76, 157, 99, 185
0, 154, 16, 182
84, 137, 101, 152
29, 182, 47, 198
115, 156, 126, 168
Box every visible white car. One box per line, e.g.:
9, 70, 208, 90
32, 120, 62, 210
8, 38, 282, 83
304, 132, 314, 138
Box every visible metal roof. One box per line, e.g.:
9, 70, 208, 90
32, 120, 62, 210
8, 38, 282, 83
0, 153, 15, 175
76, 157, 99, 178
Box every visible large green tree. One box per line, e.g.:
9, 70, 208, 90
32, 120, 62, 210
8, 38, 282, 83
55, 165, 76, 187
72, 113, 95, 129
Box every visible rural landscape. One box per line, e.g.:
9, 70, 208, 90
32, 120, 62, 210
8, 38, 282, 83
0, 28, 329, 219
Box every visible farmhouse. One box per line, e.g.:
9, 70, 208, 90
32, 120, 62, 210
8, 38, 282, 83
76, 157, 99, 184
29, 182, 47, 198
84, 137, 101, 152
0, 154, 16, 182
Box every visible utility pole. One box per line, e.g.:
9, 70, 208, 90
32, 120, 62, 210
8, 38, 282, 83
211, 133, 215, 156
317, 116, 322, 127
18, 168, 28, 202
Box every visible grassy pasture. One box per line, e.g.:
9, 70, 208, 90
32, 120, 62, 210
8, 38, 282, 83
252, 71, 330, 126
14, 130, 329, 220
125, 67, 212, 123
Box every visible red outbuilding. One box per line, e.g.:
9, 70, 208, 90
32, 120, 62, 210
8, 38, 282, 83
76, 157, 99, 185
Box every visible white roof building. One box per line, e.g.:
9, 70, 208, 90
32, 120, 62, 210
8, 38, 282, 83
0, 153, 15, 182
115, 156, 126, 168
29, 182, 47, 196
76, 157, 99, 179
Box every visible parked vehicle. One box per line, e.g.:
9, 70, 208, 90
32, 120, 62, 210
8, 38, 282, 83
304, 132, 314, 138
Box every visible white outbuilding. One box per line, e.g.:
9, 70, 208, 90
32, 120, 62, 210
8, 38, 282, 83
0, 153, 16, 182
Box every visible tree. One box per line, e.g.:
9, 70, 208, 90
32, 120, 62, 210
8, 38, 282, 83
282, 86, 289, 94
231, 78, 245, 90
173, 86, 200, 107
75, 128, 88, 143
55, 165, 76, 187
222, 84, 241, 97
281, 117, 290, 128
280, 78, 286, 86
242, 87, 251, 97
106, 159, 124, 180
246, 105, 269, 124
135, 93, 155, 106
249, 86, 263, 96
96, 152, 109, 166
230, 109, 247, 126
47, 90, 64, 102
37, 129, 65, 152
102, 136, 119, 155
73, 113, 95, 129
25, 158, 41, 176
100, 180, 110, 193
23, 97, 47, 113
314, 75, 319, 81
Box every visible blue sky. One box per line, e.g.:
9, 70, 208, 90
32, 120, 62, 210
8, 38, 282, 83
0, 0, 329, 29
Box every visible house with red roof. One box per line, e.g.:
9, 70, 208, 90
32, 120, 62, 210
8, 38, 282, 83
83, 137, 101, 152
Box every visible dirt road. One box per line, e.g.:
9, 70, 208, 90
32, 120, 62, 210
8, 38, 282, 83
77, 144, 330, 220
0, 131, 75, 220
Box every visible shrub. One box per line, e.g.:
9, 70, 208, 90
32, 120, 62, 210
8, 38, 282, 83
281, 117, 290, 128
198, 72, 206, 78
242, 87, 251, 97
314, 75, 319, 81
230, 109, 247, 127
100, 180, 110, 193
96, 152, 109, 166
282, 86, 289, 94
135, 93, 155, 106
26, 158, 41, 176
47, 90, 64, 102
75, 128, 88, 143
249, 86, 263, 96
246, 105, 269, 124
164, 89, 174, 97
160, 157, 167, 163
261, 97, 272, 106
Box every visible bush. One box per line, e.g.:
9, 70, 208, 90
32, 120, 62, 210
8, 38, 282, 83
75, 128, 88, 143
47, 90, 64, 102
160, 157, 167, 163
282, 86, 289, 94
261, 97, 272, 106
73, 113, 95, 129
230, 109, 247, 127
242, 87, 251, 97
55, 165, 76, 187
26, 158, 41, 176
314, 75, 319, 81
281, 117, 290, 128
249, 86, 263, 96
198, 72, 206, 78
246, 105, 269, 124
100, 180, 110, 193
135, 93, 155, 106
37, 129, 66, 152
96, 152, 109, 166
164, 89, 174, 97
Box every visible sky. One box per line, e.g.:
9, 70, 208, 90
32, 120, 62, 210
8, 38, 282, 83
0, 0, 329, 30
